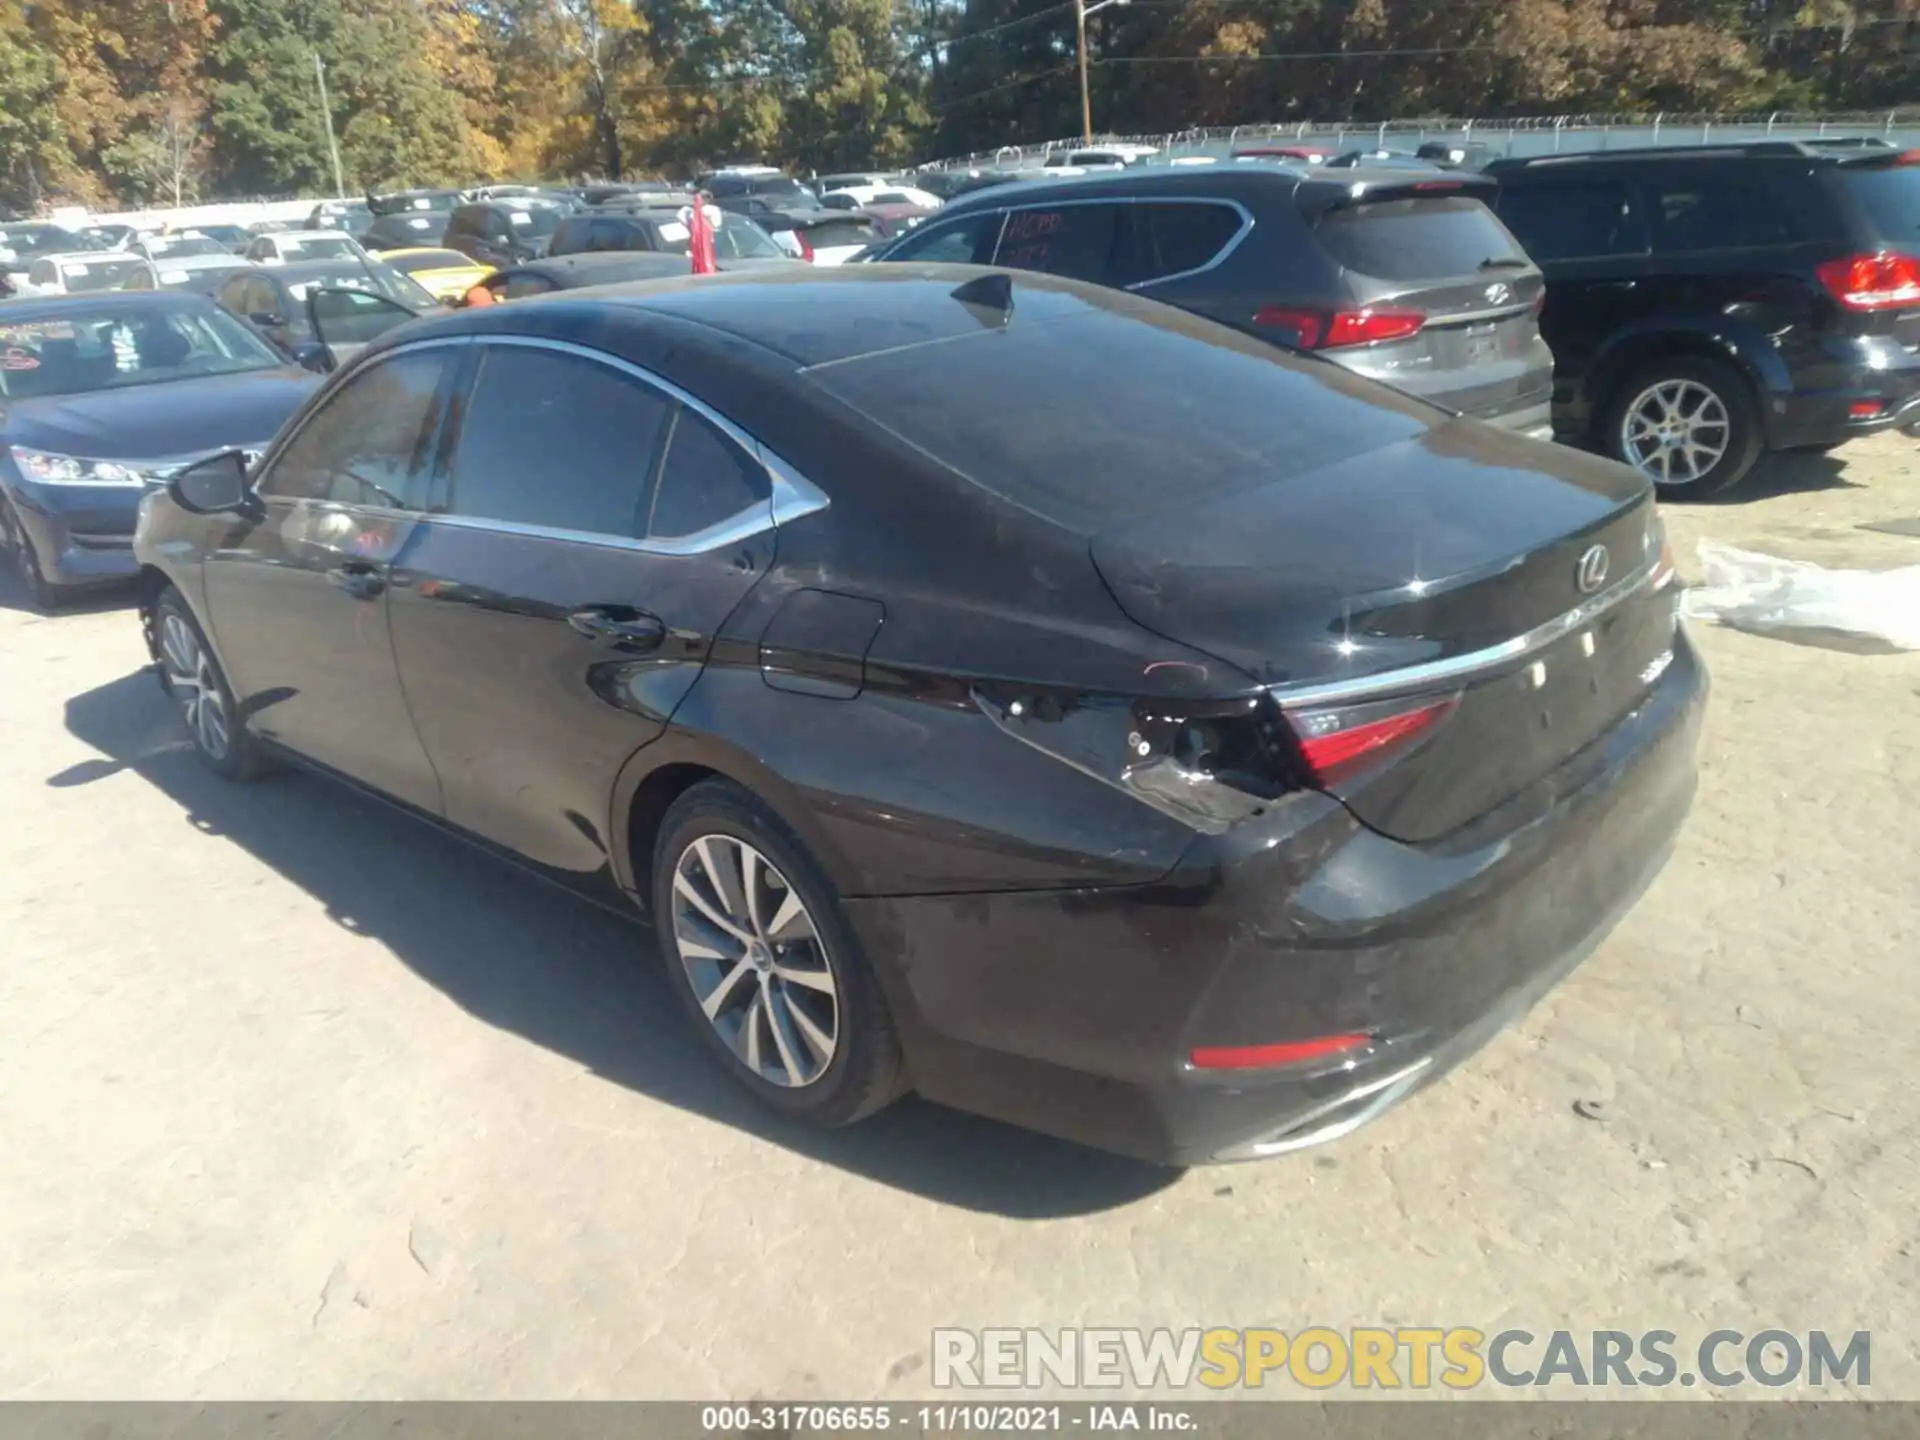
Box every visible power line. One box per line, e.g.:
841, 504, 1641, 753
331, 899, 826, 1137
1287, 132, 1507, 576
930, 63, 1076, 113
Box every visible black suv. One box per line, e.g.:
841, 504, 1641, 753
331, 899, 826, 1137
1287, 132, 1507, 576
867, 164, 1556, 435
1490, 143, 1920, 495
443, 199, 573, 268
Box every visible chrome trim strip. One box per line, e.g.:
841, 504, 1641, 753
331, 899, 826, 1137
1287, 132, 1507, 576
878, 195, 1255, 292
1211, 1057, 1434, 1162
254, 333, 828, 554
1119, 197, 1256, 290
1267, 551, 1661, 710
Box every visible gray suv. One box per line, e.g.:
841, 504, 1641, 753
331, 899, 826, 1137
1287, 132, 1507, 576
867, 164, 1556, 436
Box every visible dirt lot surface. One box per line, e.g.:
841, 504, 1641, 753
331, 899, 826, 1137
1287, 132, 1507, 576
3, 434, 1917, 1401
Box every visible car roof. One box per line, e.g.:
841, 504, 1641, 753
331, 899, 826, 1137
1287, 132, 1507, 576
381, 246, 476, 261
0, 290, 216, 321
266, 228, 355, 240
510, 253, 691, 286
267, 258, 385, 278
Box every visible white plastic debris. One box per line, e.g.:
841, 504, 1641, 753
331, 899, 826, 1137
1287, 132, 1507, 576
1682, 540, 1920, 650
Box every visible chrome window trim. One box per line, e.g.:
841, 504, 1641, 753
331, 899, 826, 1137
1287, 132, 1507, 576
1116, 196, 1257, 289
436, 333, 828, 555
1267, 552, 1663, 710
948, 193, 1255, 290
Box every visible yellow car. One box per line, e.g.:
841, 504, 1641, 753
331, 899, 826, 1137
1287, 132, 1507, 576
374, 247, 494, 303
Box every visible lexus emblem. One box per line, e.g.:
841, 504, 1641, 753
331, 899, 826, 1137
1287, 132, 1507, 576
1576, 544, 1611, 594
1485, 282, 1512, 306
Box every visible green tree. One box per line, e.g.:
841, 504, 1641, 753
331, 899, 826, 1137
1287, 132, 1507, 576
0, 3, 71, 210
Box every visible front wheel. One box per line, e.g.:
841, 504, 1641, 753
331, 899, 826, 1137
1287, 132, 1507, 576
652, 778, 906, 1127
154, 588, 265, 779
1602, 357, 1763, 498
1, 498, 69, 610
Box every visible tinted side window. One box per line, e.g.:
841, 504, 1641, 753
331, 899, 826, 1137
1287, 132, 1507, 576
1132, 202, 1242, 283
441, 345, 669, 537
501, 273, 557, 299
256, 350, 446, 507
1496, 182, 1645, 262
1648, 180, 1801, 252
647, 407, 771, 540
885, 210, 1002, 264
593, 218, 643, 251
994, 203, 1128, 282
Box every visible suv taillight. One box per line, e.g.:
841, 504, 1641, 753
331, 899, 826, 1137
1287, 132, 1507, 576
1816, 252, 1920, 311
1252, 306, 1427, 349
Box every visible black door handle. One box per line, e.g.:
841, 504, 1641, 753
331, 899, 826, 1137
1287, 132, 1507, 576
568, 606, 667, 651
327, 561, 385, 599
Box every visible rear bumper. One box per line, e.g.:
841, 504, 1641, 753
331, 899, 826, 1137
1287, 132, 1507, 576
2, 477, 144, 587
846, 626, 1706, 1165
1767, 339, 1920, 449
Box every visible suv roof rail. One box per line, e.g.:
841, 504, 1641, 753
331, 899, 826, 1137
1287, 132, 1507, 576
1485, 140, 1900, 172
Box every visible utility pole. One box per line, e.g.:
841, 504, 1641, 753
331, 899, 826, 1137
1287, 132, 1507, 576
1074, 0, 1130, 146
312, 52, 345, 199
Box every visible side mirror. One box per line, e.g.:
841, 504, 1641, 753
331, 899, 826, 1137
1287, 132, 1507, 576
289, 340, 334, 374
169, 450, 259, 518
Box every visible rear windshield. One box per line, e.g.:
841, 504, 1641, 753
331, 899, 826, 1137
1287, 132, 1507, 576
807, 302, 1431, 533
802, 218, 877, 248
1842, 166, 1920, 240
51, 256, 147, 292
1314, 195, 1527, 281
507, 207, 567, 238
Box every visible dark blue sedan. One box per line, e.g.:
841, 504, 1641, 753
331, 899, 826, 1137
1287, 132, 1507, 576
0, 292, 321, 608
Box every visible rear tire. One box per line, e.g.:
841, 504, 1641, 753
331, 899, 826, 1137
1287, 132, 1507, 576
1601, 356, 1763, 498
1, 498, 69, 610
154, 587, 265, 780
652, 778, 906, 1127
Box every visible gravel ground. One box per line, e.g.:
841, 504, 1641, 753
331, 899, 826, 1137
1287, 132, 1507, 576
1, 433, 1917, 1401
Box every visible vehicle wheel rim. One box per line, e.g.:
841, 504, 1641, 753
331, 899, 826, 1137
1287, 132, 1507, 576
1621, 379, 1730, 486
159, 613, 230, 761
671, 834, 839, 1088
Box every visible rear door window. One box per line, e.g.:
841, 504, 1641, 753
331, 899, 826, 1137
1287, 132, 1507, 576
1495, 181, 1646, 262
439, 345, 670, 538
1647, 180, 1802, 252
1315, 196, 1528, 279
993, 203, 1129, 283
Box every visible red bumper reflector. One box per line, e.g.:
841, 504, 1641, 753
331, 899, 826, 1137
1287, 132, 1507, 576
1190, 1033, 1371, 1071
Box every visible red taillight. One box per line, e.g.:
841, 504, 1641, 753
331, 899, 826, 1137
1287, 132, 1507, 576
790, 229, 815, 262
1411, 180, 1463, 193
1816, 252, 1920, 311
1287, 697, 1455, 784
1851, 399, 1888, 418
1190, 1033, 1371, 1071
1251, 305, 1426, 349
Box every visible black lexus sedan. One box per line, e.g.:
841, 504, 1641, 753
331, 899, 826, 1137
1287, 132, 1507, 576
0, 293, 320, 608
132, 266, 1704, 1165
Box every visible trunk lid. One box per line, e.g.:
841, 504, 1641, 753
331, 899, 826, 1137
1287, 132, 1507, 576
1091, 421, 1671, 841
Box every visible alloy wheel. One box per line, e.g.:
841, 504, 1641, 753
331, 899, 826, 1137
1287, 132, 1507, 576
1620, 379, 1730, 487
159, 612, 232, 761
670, 834, 839, 1088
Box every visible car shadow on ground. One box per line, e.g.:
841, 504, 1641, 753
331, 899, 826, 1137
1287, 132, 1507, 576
55, 668, 1180, 1218
1711, 450, 1857, 504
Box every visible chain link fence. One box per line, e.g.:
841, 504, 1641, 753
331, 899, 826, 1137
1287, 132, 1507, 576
925, 109, 1920, 170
